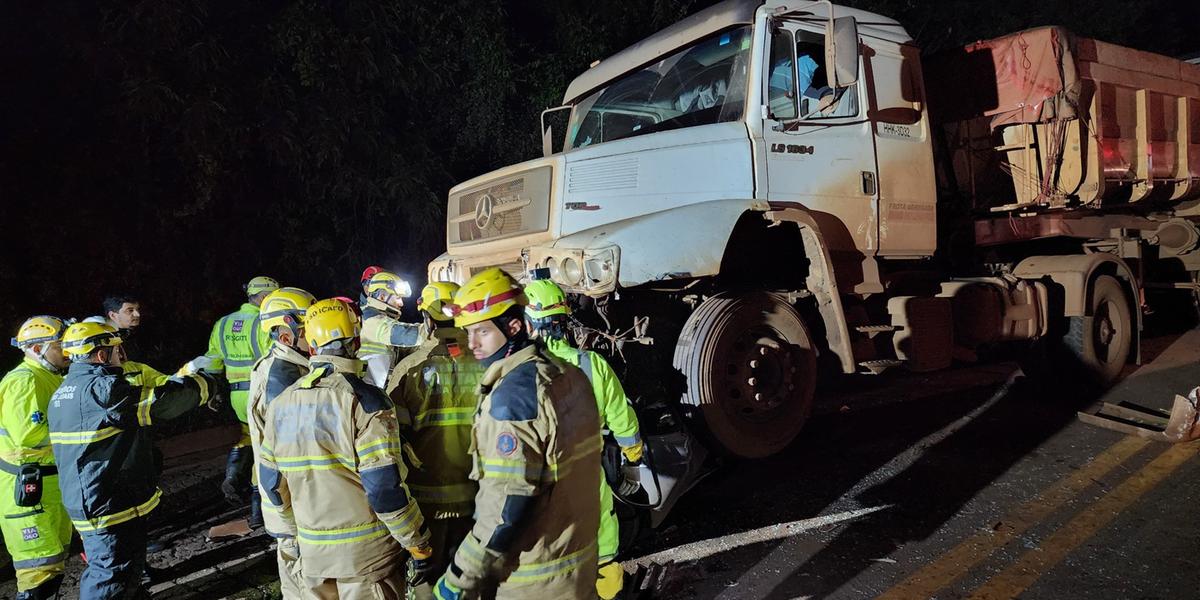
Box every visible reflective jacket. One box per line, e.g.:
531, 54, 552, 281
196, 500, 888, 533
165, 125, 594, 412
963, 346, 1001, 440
205, 303, 270, 422
358, 306, 422, 389
544, 338, 642, 451
259, 355, 430, 580
0, 358, 63, 469
247, 341, 309, 539
445, 344, 601, 599
386, 327, 484, 519
122, 361, 170, 402
48, 362, 213, 533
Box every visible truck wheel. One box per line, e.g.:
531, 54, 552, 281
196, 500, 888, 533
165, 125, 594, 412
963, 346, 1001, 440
1063, 275, 1132, 386
672, 292, 817, 458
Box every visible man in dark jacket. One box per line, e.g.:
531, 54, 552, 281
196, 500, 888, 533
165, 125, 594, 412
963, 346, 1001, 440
49, 322, 221, 600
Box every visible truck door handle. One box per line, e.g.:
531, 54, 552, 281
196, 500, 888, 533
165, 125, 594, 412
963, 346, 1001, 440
862, 171, 877, 196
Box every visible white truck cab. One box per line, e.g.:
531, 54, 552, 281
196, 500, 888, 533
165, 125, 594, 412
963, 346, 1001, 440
428, 0, 1200, 460
428, 0, 932, 297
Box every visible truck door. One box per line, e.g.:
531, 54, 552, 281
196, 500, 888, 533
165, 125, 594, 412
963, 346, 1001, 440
762, 23, 880, 292
867, 42, 937, 257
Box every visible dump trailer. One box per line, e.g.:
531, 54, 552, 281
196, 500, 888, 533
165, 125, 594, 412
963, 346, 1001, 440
429, 0, 1200, 482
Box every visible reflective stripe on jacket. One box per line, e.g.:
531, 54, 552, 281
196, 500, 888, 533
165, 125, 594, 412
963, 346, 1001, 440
248, 342, 309, 539
544, 338, 642, 449
49, 361, 210, 532
0, 358, 63, 467
259, 355, 429, 580
386, 327, 484, 519
205, 303, 270, 421
358, 307, 422, 388
445, 344, 601, 598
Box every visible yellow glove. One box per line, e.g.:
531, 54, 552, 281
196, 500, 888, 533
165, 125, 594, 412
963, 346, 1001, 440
621, 440, 644, 463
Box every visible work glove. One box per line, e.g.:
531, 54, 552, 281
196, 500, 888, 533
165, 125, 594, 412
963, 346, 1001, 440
177, 355, 217, 377
433, 575, 463, 600
407, 544, 436, 587
198, 372, 229, 412
621, 440, 644, 463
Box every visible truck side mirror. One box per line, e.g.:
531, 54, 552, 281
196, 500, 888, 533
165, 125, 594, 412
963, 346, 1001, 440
825, 16, 859, 88
540, 105, 572, 157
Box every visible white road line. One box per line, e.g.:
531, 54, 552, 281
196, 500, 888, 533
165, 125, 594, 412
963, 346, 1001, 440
628, 505, 893, 568
707, 370, 1023, 599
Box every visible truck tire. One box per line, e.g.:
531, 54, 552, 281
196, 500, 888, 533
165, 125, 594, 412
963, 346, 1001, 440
672, 292, 817, 458
1063, 275, 1132, 386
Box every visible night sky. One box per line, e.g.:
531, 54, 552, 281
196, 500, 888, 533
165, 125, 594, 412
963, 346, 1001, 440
2, 0, 1196, 372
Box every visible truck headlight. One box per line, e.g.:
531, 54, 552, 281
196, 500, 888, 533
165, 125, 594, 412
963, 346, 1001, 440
561, 257, 583, 285
525, 245, 619, 295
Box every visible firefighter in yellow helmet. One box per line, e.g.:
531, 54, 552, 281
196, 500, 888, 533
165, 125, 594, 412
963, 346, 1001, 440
359, 270, 422, 389
0, 316, 73, 599
50, 321, 222, 599
199, 276, 279, 508
259, 298, 433, 598
433, 268, 600, 600
386, 282, 485, 600
524, 278, 644, 599
247, 288, 316, 598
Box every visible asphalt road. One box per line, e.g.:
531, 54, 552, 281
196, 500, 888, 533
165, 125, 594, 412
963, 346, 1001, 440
622, 330, 1200, 600
3, 330, 1195, 599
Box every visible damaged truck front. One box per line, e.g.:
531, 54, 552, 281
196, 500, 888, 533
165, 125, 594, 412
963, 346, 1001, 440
429, 0, 1200, 517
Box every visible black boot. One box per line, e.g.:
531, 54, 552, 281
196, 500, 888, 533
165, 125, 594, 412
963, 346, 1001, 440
15, 575, 64, 600
247, 485, 264, 530
221, 446, 252, 505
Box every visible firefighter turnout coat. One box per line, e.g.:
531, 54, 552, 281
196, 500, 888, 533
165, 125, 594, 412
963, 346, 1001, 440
48, 362, 214, 533
443, 344, 601, 599
259, 355, 430, 580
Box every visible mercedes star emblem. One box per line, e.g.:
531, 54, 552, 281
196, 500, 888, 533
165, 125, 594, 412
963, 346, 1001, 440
474, 193, 495, 230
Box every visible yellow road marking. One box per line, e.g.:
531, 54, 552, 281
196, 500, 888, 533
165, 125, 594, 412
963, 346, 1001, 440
967, 441, 1200, 600
877, 435, 1152, 600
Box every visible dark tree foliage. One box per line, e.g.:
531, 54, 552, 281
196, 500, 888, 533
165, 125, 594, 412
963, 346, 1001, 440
0, 0, 1195, 373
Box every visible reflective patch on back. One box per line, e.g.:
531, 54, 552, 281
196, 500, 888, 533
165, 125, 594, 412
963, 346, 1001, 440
298, 364, 333, 389
488, 362, 538, 421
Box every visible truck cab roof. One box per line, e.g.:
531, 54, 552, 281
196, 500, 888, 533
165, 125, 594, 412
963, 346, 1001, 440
561, 0, 911, 105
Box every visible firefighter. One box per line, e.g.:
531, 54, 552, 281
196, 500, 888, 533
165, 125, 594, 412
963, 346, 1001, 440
433, 268, 601, 600
359, 270, 422, 389
202, 275, 278, 506
49, 322, 221, 599
523, 278, 644, 600
259, 298, 433, 599
385, 282, 484, 600
247, 287, 316, 597
0, 316, 73, 600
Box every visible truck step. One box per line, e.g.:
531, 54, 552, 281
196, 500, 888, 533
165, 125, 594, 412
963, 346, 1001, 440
854, 324, 896, 338
858, 359, 904, 375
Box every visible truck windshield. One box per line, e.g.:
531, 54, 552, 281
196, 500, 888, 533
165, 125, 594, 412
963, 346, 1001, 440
567, 26, 752, 150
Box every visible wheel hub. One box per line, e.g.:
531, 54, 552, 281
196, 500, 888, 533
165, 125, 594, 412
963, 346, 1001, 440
725, 330, 797, 419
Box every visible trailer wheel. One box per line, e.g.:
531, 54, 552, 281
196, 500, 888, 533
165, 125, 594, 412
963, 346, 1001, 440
1063, 275, 1132, 386
672, 292, 817, 458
